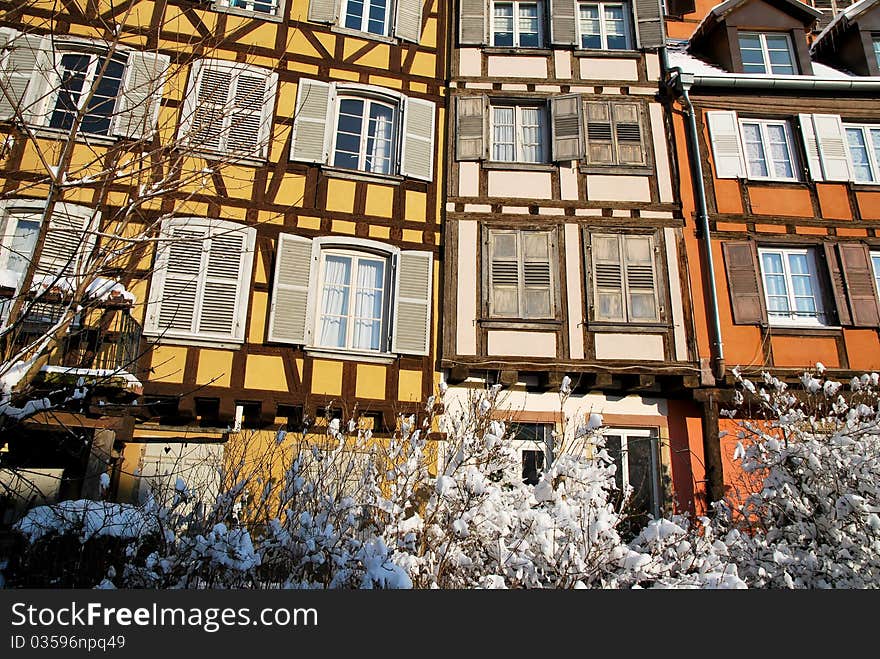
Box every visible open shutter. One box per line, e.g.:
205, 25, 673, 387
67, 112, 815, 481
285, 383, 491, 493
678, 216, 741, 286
268, 233, 314, 345
291, 78, 331, 164
613, 102, 646, 166
623, 234, 659, 321
722, 241, 766, 325
706, 111, 746, 179
838, 243, 880, 327
591, 235, 625, 322
178, 60, 232, 153
37, 205, 100, 281
522, 231, 554, 319
550, 0, 578, 46
634, 0, 664, 49
798, 113, 824, 182
401, 96, 435, 181
551, 94, 583, 161
395, 0, 423, 43
585, 101, 614, 165
488, 230, 520, 317
459, 0, 487, 45
308, 0, 340, 23
0, 32, 49, 123
392, 250, 433, 355
111, 51, 170, 140
198, 227, 254, 341
227, 67, 276, 159
823, 242, 852, 326
147, 224, 207, 335
813, 114, 853, 182
456, 95, 486, 160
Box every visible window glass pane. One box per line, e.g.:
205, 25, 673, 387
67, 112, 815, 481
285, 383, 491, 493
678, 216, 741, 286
518, 3, 540, 47
742, 123, 768, 177
765, 123, 793, 179
519, 106, 543, 162
318, 255, 352, 348
4, 218, 40, 278
847, 127, 873, 183
870, 129, 880, 180
492, 106, 515, 161
765, 35, 794, 74
493, 3, 515, 46
49, 53, 90, 131
739, 34, 766, 73
365, 102, 394, 174
345, 0, 365, 30
604, 5, 627, 49
352, 258, 385, 350
874, 38, 880, 69
366, 0, 388, 35
625, 434, 655, 521
579, 4, 601, 48
629, 292, 655, 319
762, 252, 790, 314
334, 99, 365, 170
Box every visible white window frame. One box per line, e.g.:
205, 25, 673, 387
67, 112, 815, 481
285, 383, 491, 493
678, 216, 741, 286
577, 1, 632, 51
511, 422, 554, 485
341, 0, 393, 37
0, 207, 40, 282
844, 123, 880, 184
605, 427, 661, 520
738, 118, 799, 182
490, 103, 548, 163
330, 93, 399, 175
491, 0, 544, 48
738, 31, 797, 75
758, 246, 829, 327
214, 0, 283, 19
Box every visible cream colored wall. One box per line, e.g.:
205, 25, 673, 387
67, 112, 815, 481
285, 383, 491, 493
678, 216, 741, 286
578, 58, 639, 81
650, 102, 674, 203
487, 171, 553, 199
585, 175, 651, 202
487, 56, 548, 78
456, 220, 478, 355
564, 223, 585, 360
594, 333, 665, 361
664, 227, 689, 362
487, 331, 556, 357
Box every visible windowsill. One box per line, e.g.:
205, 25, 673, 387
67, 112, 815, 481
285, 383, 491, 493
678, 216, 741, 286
483, 161, 556, 171
579, 164, 652, 175
304, 347, 396, 364
143, 333, 244, 350
851, 182, 880, 190
29, 126, 118, 147
212, 5, 283, 22
330, 25, 398, 45
744, 178, 806, 186
587, 321, 668, 332
767, 319, 837, 331
483, 47, 551, 56
321, 166, 404, 185
573, 49, 641, 59
479, 318, 562, 327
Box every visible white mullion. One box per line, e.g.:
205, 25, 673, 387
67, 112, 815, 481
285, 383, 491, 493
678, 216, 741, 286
359, 99, 370, 171
345, 253, 358, 350
779, 249, 796, 322
599, 3, 607, 49
514, 105, 522, 161
759, 34, 771, 73
191, 235, 210, 334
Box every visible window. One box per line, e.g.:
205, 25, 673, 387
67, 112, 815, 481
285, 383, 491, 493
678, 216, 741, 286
215, 0, 281, 17
144, 218, 256, 344
307, 0, 423, 43
605, 428, 661, 526
511, 423, 553, 485
178, 59, 278, 161
578, 2, 631, 50
584, 100, 647, 166
486, 229, 556, 319
872, 252, 880, 301
343, 0, 392, 36
48, 52, 125, 136
738, 32, 796, 74
491, 1, 543, 48
490, 104, 547, 163
758, 247, 828, 327
590, 233, 660, 323
739, 119, 798, 181
291, 80, 435, 181
844, 124, 880, 184
0, 210, 40, 288
268, 234, 433, 356
873, 35, 880, 70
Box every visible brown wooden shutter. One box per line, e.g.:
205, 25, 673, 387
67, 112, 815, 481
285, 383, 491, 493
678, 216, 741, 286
591, 234, 625, 322
623, 234, 658, 322
455, 95, 487, 161
613, 103, 646, 166
521, 231, 554, 319
488, 229, 520, 317
551, 94, 583, 161
459, 0, 487, 45
722, 241, 766, 325
584, 101, 614, 165
822, 242, 852, 326
838, 243, 880, 327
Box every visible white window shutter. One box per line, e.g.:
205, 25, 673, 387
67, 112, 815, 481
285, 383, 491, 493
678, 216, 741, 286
812, 113, 853, 182
550, 0, 578, 46
198, 226, 255, 341
395, 0, 423, 44
459, 0, 487, 45
227, 67, 276, 159
798, 113, 823, 182
488, 230, 520, 317
392, 250, 432, 355
308, 0, 339, 23
178, 60, 232, 153
551, 94, 583, 161
291, 78, 332, 164
147, 224, 207, 336
0, 31, 50, 123
37, 204, 100, 282
268, 232, 314, 345
706, 110, 745, 179
400, 96, 435, 181
111, 51, 171, 141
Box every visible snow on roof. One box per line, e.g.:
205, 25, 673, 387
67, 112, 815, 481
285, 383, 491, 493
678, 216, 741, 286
813, 0, 879, 49
692, 0, 823, 39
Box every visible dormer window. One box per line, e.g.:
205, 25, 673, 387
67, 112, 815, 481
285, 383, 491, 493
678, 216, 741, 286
873, 34, 880, 69
738, 32, 796, 74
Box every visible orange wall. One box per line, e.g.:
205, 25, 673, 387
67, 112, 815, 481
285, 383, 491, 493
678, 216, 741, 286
749, 186, 814, 217
718, 418, 768, 510
857, 191, 880, 220
666, 399, 707, 516
844, 330, 880, 370
770, 336, 840, 368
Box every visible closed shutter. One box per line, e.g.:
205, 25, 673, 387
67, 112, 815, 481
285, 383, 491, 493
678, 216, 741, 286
623, 234, 658, 321
148, 224, 207, 335
179, 60, 231, 153
591, 234, 625, 322
613, 102, 645, 166
813, 114, 853, 182
823, 242, 852, 325
395, 0, 423, 43
522, 231, 554, 319
455, 95, 486, 160
291, 78, 331, 164
551, 94, 583, 161
268, 232, 314, 345
227, 67, 276, 159
838, 242, 880, 327
488, 229, 520, 317
111, 51, 170, 140
722, 241, 766, 325
0, 32, 49, 123
401, 96, 435, 181
634, 0, 664, 49
308, 0, 339, 23
198, 230, 250, 339
459, 0, 487, 45
392, 250, 433, 355
585, 101, 614, 165
706, 111, 746, 179
798, 113, 824, 182
37, 204, 100, 280
550, 0, 578, 46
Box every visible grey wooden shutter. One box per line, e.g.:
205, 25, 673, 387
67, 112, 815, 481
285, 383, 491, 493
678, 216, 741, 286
488, 229, 520, 317
392, 250, 433, 355
401, 96, 435, 181
522, 231, 554, 319
268, 232, 314, 345
823, 242, 852, 325
291, 78, 331, 164
550, 0, 578, 46
813, 114, 853, 182
455, 95, 486, 160
634, 0, 665, 49
37, 204, 100, 280
551, 94, 583, 161
198, 228, 251, 340
227, 66, 276, 159
613, 102, 646, 166
591, 234, 625, 321
149, 224, 207, 335
0, 32, 49, 123
585, 101, 615, 165
459, 0, 487, 45
838, 242, 880, 327
111, 51, 170, 140
395, 0, 423, 43
798, 113, 824, 182
308, 0, 340, 23
623, 234, 658, 321
706, 111, 746, 179
722, 241, 766, 325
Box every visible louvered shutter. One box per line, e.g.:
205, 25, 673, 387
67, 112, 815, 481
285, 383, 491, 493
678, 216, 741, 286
0, 32, 49, 123
823, 242, 852, 325
401, 96, 435, 181
722, 241, 766, 325
37, 204, 100, 281
813, 114, 853, 182
228, 67, 276, 159
634, 0, 664, 49
392, 250, 433, 355
613, 102, 645, 165
550, 0, 578, 46
585, 101, 614, 165
198, 229, 253, 340
268, 233, 314, 345
522, 231, 554, 319
551, 94, 583, 161
591, 234, 625, 321
395, 0, 423, 43
488, 230, 520, 317
838, 242, 880, 327
308, 0, 340, 23
148, 224, 207, 335
456, 95, 486, 160
459, 0, 487, 45
798, 113, 823, 182
179, 61, 232, 153
623, 234, 658, 321
291, 79, 331, 164
111, 51, 170, 140
706, 111, 746, 179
